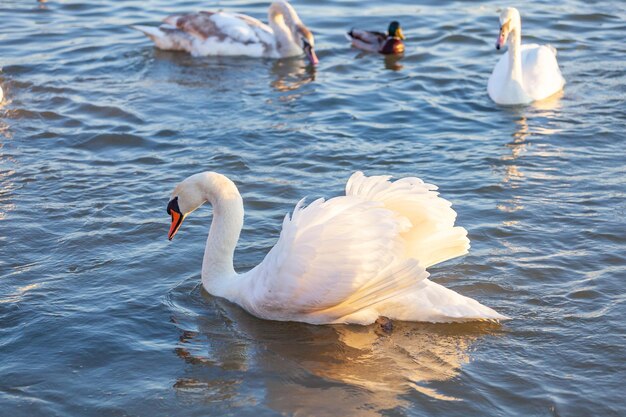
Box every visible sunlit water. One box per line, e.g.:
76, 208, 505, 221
1, 0, 625, 415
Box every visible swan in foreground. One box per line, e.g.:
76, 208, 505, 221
133, 1, 318, 66
167, 171, 508, 325
347, 21, 406, 55
488, 7, 565, 105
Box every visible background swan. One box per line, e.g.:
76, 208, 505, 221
488, 7, 565, 105
133, 1, 318, 66
166, 171, 508, 325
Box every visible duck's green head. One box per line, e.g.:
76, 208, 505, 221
388, 21, 405, 40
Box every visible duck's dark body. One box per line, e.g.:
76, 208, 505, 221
347, 22, 405, 55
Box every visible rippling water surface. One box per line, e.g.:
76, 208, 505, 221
1, 0, 625, 415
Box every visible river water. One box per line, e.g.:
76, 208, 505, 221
1, 0, 625, 416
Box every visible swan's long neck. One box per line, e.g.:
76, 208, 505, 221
507, 24, 523, 85
268, 2, 300, 55
200, 178, 244, 298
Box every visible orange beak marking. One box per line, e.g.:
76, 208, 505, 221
168, 211, 184, 241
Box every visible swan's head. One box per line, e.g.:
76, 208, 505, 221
166, 172, 241, 240
167, 173, 207, 240
388, 21, 405, 40
270, 1, 318, 66
496, 7, 521, 50
296, 25, 319, 66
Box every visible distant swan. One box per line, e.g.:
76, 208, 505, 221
166, 171, 508, 325
133, 1, 318, 66
488, 7, 565, 105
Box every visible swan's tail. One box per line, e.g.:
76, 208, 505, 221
544, 44, 558, 56
411, 279, 510, 322
346, 172, 470, 268
132, 24, 192, 52
133, 25, 164, 41
325, 272, 509, 324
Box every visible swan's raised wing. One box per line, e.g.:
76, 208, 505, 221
238, 195, 429, 324
346, 171, 470, 268
163, 11, 275, 47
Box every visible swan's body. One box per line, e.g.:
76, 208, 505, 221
167, 172, 508, 325
347, 21, 405, 55
488, 7, 565, 105
133, 1, 318, 65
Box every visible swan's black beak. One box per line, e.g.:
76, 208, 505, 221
167, 197, 184, 241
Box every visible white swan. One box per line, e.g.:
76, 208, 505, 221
488, 7, 565, 105
134, 1, 318, 66
166, 171, 508, 325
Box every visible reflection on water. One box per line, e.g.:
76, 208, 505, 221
502, 116, 529, 183
0, 111, 15, 222
352, 51, 405, 71
497, 96, 562, 215
383, 54, 404, 71
0, 283, 41, 304
149, 50, 315, 98
497, 116, 529, 214
531, 90, 564, 113
270, 57, 316, 92
171, 288, 501, 414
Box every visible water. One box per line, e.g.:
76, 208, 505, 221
1, 0, 625, 415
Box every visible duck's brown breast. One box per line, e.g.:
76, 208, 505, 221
380, 38, 405, 55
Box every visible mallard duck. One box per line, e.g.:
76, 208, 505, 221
347, 21, 405, 55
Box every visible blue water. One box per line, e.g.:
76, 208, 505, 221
1, 0, 625, 415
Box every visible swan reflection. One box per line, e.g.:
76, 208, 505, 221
150, 51, 315, 95
172, 289, 501, 413
270, 57, 315, 92
0, 109, 15, 222
497, 98, 562, 217
531, 90, 564, 112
